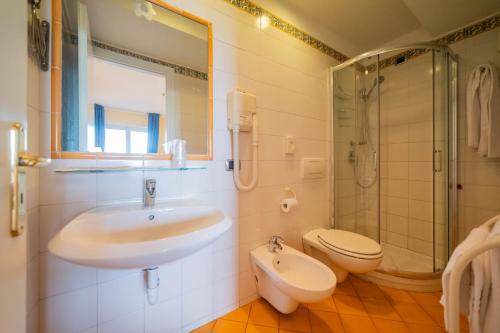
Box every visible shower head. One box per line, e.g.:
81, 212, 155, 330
374, 75, 385, 85
363, 75, 385, 99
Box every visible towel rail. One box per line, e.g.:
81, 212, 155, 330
447, 215, 500, 333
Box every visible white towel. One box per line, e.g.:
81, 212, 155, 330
467, 67, 482, 149
482, 65, 500, 158
468, 64, 500, 158
482, 220, 500, 333
441, 225, 490, 331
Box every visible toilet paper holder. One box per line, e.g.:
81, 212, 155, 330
280, 186, 298, 213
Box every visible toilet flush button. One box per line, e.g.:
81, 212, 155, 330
301, 158, 325, 179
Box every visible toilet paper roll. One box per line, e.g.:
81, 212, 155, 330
280, 198, 298, 213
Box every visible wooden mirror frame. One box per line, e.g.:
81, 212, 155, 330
51, 0, 213, 160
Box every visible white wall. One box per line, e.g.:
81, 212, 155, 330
451, 27, 500, 241
37, 0, 335, 332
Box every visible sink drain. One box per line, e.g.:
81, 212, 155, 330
148, 215, 155, 221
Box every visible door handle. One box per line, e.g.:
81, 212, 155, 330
10, 122, 51, 237
434, 149, 442, 173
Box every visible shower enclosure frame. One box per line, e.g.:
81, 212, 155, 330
329, 43, 458, 279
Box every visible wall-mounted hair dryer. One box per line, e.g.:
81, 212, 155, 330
227, 89, 258, 191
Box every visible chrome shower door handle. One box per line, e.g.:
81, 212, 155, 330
9, 122, 51, 236
434, 149, 442, 173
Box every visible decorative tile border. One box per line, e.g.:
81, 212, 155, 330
223, 0, 349, 63
224, 0, 499, 66
434, 13, 500, 45
364, 13, 500, 72
69, 34, 208, 80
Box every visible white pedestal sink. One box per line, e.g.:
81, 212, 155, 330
48, 199, 232, 269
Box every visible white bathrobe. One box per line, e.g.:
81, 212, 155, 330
467, 66, 482, 150
440, 225, 490, 332
467, 64, 500, 158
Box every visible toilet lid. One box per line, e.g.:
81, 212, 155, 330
317, 229, 382, 257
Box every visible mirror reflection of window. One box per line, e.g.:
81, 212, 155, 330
86, 56, 166, 154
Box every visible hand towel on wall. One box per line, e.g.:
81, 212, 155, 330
467, 66, 482, 149
466, 64, 500, 158
483, 64, 500, 158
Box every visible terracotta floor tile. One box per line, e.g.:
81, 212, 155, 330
393, 302, 435, 325
340, 314, 378, 333
190, 320, 216, 333
223, 304, 252, 322
335, 280, 357, 297
213, 319, 246, 333
378, 286, 415, 304
350, 279, 386, 300
279, 307, 311, 332
408, 292, 441, 305
420, 304, 445, 327
307, 297, 337, 312
406, 323, 445, 333
362, 298, 402, 321
333, 295, 367, 316
371, 318, 411, 333
246, 324, 279, 333
248, 299, 280, 328
309, 310, 345, 333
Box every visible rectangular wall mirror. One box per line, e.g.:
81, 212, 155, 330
51, 0, 212, 160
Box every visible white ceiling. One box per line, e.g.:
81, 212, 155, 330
88, 56, 166, 114
64, 0, 208, 72
254, 0, 500, 56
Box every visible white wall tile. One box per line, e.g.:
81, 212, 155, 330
181, 250, 213, 292
39, 160, 97, 205
182, 286, 213, 325
98, 309, 144, 333
97, 273, 145, 323
40, 286, 97, 333
145, 297, 182, 333
40, 252, 97, 298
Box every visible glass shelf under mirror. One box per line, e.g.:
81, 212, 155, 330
53, 166, 207, 174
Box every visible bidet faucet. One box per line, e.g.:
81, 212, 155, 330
269, 235, 284, 252
143, 179, 156, 208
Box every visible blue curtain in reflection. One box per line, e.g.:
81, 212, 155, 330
94, 104, 105, 150
61, 32, 79, 151
147, 113, 160, 153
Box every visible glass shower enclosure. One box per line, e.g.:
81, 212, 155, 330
331, 45, 457, 276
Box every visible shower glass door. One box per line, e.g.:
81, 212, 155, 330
433, 49, 457, 272
332, 55, 380, 243
332, 45, 457, 276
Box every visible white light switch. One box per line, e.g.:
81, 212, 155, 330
301, 158, 325, 179
284, 136, 296, 154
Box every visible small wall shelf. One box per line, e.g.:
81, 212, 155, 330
53, 166, 207, 174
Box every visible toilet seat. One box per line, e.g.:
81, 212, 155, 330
316, 229, 383, 260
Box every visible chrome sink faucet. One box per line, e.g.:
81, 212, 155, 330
144, 179, 156, 208
269, 235, 284, 252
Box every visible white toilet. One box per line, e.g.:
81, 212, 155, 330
250, 243, 336, 313
303, 228, 383, 282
